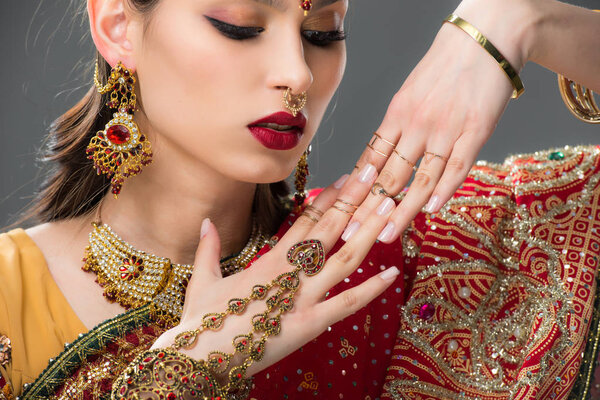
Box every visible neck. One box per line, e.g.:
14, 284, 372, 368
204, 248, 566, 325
99, 148, 257, 265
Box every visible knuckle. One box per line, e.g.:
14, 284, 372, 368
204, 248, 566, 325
341, 290, 360, 312
377, 169, 398, 190
413, 171, 432, 187
296, 214, 316, 227
446, 157, 466, 172
363, 149, 381, 166
314, 212, 339, 233
388, 93, 409, 116
332, 246, 355, 266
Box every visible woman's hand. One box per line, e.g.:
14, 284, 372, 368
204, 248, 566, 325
343, 0, 538, 244
151, 165, 399, 377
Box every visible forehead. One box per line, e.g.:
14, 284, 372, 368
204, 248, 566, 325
251, 0, 344, 11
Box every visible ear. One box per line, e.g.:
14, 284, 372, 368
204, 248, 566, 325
88, 0, 139, 70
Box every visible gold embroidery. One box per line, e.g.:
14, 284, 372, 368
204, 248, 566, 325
387, 145, 600, 399
300, 372, 319, 391
339, 337, 357, 358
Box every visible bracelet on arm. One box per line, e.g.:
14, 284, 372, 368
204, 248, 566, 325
111, 239, 326, 400
557, 75, 600, 124
443, 13, 525, 99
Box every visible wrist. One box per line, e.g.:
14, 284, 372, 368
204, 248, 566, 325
453, 0, 541, 70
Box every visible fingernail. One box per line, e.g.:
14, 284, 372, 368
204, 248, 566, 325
380, 266, 400, 281
376, 197, 395, 216
377, 221, 395, 242
200, 218, 211, 239
342, 221, 360, 242
334, 174, 350, 189
424, 195, 440, 213
358, 163, 376, 183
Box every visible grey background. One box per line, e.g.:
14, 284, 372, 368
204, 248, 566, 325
1, 0, 599, 227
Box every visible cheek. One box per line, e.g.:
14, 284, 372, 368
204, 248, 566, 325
307, 46, 347, 120
134, 12, 245, 148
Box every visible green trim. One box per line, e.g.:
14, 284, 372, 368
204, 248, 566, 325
22, 304, 153, 400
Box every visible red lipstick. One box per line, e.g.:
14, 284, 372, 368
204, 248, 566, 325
248, 111, 306, 150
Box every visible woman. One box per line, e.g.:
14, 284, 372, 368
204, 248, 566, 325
0, 0, 599, 398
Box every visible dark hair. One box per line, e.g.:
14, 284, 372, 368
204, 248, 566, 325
23, 0, 291, 234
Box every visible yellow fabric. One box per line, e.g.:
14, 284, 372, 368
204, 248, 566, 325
0, 229, 87, 393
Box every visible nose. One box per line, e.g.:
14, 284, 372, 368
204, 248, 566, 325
265, 25, 313, 96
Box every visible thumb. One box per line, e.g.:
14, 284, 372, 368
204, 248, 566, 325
190, 218, 223, 284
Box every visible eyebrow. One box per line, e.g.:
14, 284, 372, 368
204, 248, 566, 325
251, 0, 342, 12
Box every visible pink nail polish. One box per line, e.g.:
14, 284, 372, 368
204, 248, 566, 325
200, 218, 211, 239
377, 221, 395, 242
342, 221, 360, 242
424, 195, 440, 213
358, 163, 376, 183
380, 266, 400, 281
334, 174, 350, 189
376, 198, 395, 216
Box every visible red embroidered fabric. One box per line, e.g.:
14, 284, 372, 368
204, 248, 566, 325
250, 145, 600, 400
20, 145, 600, 400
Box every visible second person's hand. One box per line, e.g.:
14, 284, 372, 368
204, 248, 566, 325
342, 0, 537, 244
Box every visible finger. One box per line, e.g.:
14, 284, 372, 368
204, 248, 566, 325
425, 129, 487, 214
307, 196, 397, 297
273, 174, 349, 251
376, 149, 449, 244
342, 133, 424, 237
192, 218, 222, 282
182, 219, 222, 318
313, 266, 400, 330
298, 163, 378, 254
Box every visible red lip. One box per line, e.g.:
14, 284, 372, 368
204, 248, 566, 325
248, 111, 307, 150
249, 112, 307, 130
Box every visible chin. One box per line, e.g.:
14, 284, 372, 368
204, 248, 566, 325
228, 158, 298, 185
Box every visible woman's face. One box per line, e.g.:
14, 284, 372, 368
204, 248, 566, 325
130, 0, 348, 184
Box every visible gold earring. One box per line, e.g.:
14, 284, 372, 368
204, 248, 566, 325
283, 88, 307, 117
86, 61, 153, 197
294, 145, 311, 209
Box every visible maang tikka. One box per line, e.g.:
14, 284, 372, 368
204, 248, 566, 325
87, 61, 153, 197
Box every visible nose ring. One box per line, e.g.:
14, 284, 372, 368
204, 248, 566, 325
283, 88, 307, 117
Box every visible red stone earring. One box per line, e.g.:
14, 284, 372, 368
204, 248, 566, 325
87, 61, 153, 197
294, 145, 311, 210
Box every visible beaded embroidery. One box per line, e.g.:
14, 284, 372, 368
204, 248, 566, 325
387, 145, 600, 400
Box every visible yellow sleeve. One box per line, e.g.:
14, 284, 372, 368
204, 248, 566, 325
0, 229, 86, 394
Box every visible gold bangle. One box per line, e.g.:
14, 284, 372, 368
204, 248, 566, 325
443, 13, 524, 99
558, 75, 600, 124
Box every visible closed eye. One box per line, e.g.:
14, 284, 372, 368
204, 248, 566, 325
205, 16, 264, 40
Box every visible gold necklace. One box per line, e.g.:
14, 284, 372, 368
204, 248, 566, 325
82, 218, 269, 327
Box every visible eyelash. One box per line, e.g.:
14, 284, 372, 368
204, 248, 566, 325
205, 16, 346, 47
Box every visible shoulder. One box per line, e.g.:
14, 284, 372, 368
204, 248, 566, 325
0, 228, 45, 287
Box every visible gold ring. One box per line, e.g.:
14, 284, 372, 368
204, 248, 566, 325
369, 132, 396, 148
335, 198, 358, 209
393, 150, 418, 171
366, 143, 391, 158
301, 212, 320, 224
332, 205, 355, 216
423, 151, 449, 163
371, 182, 391, 197
304, 205, 324, 217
